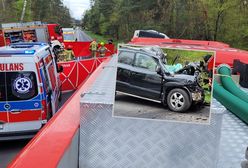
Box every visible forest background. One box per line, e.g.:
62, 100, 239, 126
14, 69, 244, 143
1, 0, 248, 50
83, 0, 248, 50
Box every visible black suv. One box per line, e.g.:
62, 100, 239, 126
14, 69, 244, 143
116, 46, 204, 112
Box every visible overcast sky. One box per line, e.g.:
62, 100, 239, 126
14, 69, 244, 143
63, 0, 91, 20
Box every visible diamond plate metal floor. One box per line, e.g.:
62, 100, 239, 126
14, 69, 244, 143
79, 56, 248, 168
212, 100, 248, 168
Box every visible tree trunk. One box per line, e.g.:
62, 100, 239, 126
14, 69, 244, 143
1, 0, 5, 10
20, 0, 27, 22
214, 10, 224, 41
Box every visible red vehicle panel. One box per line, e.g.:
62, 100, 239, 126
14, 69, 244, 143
8, 110, 42, 122
0, 22, 63, 47
47, 24, 63, 43
129, 37, 248, 68
0, 30, 5, 47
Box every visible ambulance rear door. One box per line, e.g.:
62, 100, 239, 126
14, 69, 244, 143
0, 72, 8, 131
0, 58, 43, 133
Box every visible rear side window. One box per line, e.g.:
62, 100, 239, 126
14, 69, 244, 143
118, 51, 135, 65
139, 31, 165, 38
1, 72, 38, 101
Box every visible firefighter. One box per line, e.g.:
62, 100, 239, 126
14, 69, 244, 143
98, 42, 111, 57
58, 45, 75, 62
89, 39, 98, 57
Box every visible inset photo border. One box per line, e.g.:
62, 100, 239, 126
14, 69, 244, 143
113, 44, 215, 124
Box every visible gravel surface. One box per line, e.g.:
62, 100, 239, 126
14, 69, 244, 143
114, 93, 210, 124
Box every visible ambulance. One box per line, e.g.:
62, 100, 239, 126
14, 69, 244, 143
0, 42, 62, 140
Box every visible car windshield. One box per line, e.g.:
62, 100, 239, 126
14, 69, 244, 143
160, 61, 170, 73
0, 72, 38, 101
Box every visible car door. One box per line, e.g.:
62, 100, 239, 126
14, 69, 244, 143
116, 51, 135, 93
129, 53, 162, 100
44, 55, 59, 115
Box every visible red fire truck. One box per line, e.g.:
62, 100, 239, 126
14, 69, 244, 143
0, 21, 64, 52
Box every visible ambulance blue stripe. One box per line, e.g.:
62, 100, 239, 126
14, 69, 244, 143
0, 94, 42, 111
0, 103, 7, 111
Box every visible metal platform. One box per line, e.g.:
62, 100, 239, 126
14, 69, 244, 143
79, 56, 248, 168
213, 100, 248, 168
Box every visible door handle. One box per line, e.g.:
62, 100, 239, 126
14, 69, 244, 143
10, 109, 21, 114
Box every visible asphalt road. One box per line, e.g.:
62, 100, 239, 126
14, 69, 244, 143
0, 91, 74, 168
74, 28, 92, 41
114, 93, 210, 124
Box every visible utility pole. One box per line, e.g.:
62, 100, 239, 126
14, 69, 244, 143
20, 0, 27, 22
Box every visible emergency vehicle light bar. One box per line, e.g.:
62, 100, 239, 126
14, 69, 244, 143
0, 50, 36, 55
10, 42, 48, 46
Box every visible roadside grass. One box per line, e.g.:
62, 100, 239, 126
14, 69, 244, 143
201, 72, 212, 104
163, 48, 213, 65
204, 89, 212, 104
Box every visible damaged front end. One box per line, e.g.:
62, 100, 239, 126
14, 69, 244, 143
175, 63, 205, 103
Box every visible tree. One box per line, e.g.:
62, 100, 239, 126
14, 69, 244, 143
83, 0, 248, 50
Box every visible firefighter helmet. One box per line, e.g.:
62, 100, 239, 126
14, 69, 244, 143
67, 45, 73, 50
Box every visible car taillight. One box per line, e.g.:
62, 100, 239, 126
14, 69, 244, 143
41, 100, 47, 120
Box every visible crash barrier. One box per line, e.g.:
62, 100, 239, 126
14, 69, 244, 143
79, 56, 224, 168
64, 41, 115, 57
7, 57, 112, 168
233, 59, 248, 88
213, 80, 248, 124
217, 64, 248, 104
58, 57, 107, 92
129, 37, 248, 68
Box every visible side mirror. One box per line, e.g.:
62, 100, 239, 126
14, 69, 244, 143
57, 65, 63, 73
155, 65, 162, 74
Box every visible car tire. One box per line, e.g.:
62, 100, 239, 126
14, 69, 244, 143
167, 88, 191, 112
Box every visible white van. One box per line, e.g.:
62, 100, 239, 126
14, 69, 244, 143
0, 42, 62, 140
